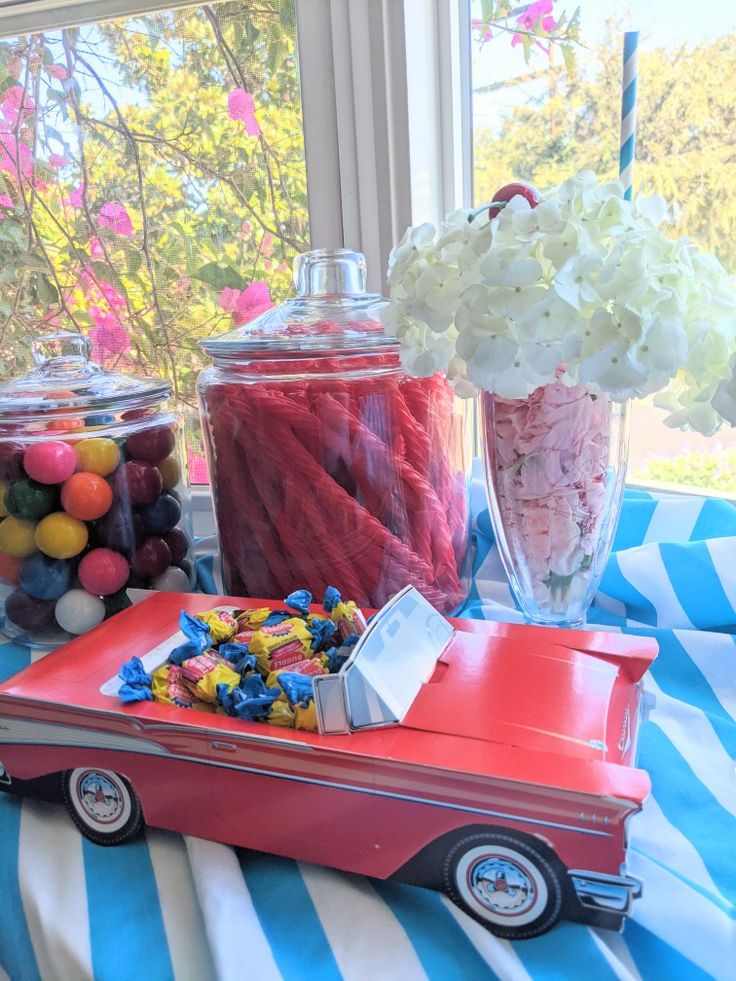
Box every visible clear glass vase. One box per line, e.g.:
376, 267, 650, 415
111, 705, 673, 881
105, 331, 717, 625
481, 381, 630, 628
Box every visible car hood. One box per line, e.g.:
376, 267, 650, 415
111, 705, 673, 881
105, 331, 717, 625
402, 632, 629, 762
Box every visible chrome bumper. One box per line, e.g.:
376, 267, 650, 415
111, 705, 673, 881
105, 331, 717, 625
569, 869, 642, 917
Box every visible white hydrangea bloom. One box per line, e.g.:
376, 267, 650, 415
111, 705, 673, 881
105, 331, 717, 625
383, 172, 736, 434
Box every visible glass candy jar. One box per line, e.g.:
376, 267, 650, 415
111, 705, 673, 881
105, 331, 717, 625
0, 332, 194, 645
198, 249, 471, 613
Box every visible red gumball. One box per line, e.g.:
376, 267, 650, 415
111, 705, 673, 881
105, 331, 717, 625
116, 460, 163, 507
78, 548, 130, 596
23, 441, 77, 485
132, 536, 171, 578
488, 182, 540, 220
0, 442, 25, 481
163, 527, 189, 566
125, 426, 176, 464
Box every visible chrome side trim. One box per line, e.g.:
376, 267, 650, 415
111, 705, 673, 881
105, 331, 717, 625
0, 716, 170, 757
0, 717, 616, 839
569, 869, 642, 914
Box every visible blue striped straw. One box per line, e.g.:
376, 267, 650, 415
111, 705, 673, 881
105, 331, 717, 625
619, 31, 639, 201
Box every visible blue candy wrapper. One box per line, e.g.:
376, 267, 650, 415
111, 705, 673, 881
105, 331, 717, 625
308, 616, 336, 650
217, 673, 280, 721
118, 656, 153, 703
323, 586, 341, 613
218, 642, 256, 676
284, 589, 313, 616
169, 611, 212, 665
262, 611, 293, 627
277, 672, 315, 707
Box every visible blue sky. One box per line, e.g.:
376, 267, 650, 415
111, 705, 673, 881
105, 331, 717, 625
472, 0, 735, 128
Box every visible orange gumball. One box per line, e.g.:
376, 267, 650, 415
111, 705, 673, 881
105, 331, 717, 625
61, 472, 113, 521
0, 550, 23, 585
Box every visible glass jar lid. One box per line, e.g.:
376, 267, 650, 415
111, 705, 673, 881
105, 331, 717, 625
200, 249, 395, 359
0, 332, 170, 421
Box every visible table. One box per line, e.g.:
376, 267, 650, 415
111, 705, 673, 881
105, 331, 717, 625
1, 478, 735, 980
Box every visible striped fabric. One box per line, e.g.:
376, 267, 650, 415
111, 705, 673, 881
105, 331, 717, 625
1, 475, 735, 980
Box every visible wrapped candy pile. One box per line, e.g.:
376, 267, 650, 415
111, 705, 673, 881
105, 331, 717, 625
117, 587, 366, 732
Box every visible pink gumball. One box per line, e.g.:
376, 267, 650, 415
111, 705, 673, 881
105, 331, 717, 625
78, 548, 130, 596
24, 441, 77, 485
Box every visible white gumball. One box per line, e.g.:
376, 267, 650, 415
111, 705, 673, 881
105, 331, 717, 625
151, 566, 190, 592
55, 589, 106, 634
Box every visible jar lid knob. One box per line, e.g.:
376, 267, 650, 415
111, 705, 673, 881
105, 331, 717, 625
294, 249, 366, 298
31, 331, 91, 366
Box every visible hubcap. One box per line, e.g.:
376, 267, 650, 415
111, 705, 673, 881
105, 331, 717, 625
468, 855, 536, 917
77, 771, 125, 825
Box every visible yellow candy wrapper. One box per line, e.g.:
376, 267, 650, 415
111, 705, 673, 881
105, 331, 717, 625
194, 608, 239, 644
250, 617, 313, 675
267, 699, 295, 727
236, 607, 271, 629
181, 649, 240, 704
329, 600, 367, 644
294, 699, 318, 731
265, 658, 327, 690
151, 664, 215, 712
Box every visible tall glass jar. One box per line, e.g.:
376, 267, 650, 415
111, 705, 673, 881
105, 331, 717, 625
198, 250, 471, 613
0, 332, 194, 646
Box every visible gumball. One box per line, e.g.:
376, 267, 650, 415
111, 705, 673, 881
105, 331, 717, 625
54, 589, 106, 634
61, 472, 113, 521
140, 493, 181, 536
488, 181, 540, 220
0, 442, 24, 481
35, 512, 88, 559
45, 417, 84, 434
97, 501, 143, 556
157, 455, 180, 491
5, 477, 59, 521
115, 460, 163, 507
19, 553, 72, 600
5, 588, 56, 632
151, 566, 190, 592
74, 437, 121, 477
132, 536, 171, 578
23, 441, 77, 484
163, 527, 190, 566
0, 516, 38, 557
125, 426, 175, 464
78, 548, 130, 596
104, 589, 132, 618
0, 551, 23, 585
85, 413, 115, 427
126, 571, 149, 589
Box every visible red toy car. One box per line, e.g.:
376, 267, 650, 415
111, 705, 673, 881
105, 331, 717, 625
0, 587, 657, 939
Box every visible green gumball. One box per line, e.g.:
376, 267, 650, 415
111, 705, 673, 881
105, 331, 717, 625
5, 478, 59, 522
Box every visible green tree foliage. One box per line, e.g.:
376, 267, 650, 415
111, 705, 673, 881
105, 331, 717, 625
474, 29, 736, 269
0, 1, 308, 451
635, 447, 736, 493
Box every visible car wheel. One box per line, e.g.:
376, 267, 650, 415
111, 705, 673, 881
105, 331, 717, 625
62, 768, 143, 846
444, 832, 563, 939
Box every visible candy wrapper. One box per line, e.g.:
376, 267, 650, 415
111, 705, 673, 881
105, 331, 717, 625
181, 649, 240, 704
118, 587, 366, 734
249, 616, 314, 675
323, 587, 367, 643
151, 663, 216, 712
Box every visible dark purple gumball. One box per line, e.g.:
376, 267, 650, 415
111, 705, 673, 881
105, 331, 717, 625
115, 460, 163, 507
140, 493, 181, 536
163, 527, 190, 566
0, 442, 25, 481
5, 588, 56, 631
125, 426, 175, 465
98, 501, 143, 556
132, 536, 171, 578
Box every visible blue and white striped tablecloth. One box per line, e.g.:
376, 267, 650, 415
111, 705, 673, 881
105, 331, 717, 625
1, 476, 735, 980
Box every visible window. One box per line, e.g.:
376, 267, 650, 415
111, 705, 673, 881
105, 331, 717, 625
470, 0, 736, 494
0, 0, 309, 483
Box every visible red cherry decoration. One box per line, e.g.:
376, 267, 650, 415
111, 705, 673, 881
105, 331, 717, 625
488, 182, 540, 220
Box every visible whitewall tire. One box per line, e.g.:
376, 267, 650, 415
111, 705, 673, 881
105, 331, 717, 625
63, 768, 143, 846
